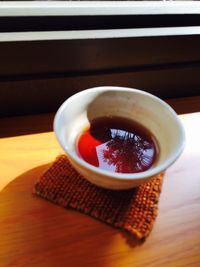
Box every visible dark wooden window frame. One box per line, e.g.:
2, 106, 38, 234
0, 2, 200, 117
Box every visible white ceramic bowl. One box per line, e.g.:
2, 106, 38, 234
54, 86, 185, 190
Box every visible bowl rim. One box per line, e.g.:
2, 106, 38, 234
53, 86, 186, 181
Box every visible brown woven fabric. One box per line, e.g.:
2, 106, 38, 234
34, 155, 164, 240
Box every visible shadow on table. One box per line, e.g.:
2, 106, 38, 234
0, 164, 141, 267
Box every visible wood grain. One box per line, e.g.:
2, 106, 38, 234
0, 100, 200, 267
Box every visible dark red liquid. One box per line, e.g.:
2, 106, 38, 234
77, 116, 159, 174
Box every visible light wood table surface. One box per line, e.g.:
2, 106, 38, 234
0, 97, 200, 267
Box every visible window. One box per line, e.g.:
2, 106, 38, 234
0, 1, 200, 116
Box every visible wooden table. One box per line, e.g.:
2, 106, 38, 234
0, 97, 200, 267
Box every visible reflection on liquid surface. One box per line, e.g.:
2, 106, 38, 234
77, 116, 158, 174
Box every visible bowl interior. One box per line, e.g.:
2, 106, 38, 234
55, 87, 184, 176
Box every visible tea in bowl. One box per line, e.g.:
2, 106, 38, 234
54, 86, 185, 190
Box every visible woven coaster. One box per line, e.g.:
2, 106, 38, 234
34, 155, 164, 240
